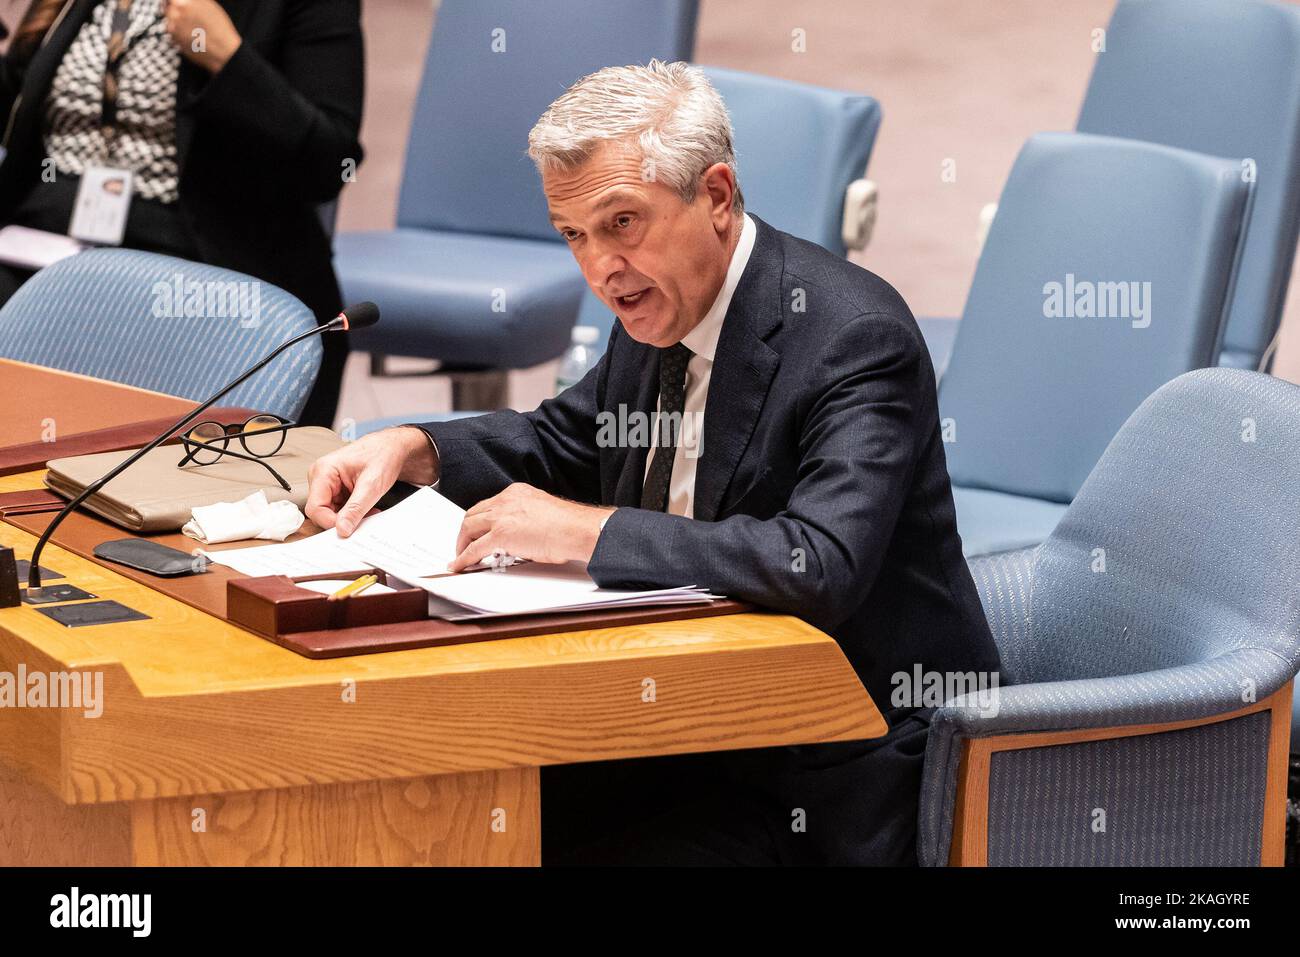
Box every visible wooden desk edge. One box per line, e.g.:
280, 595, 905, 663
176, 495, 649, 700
7, 633, 884, 806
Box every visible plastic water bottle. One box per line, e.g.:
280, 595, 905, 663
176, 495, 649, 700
556, 325, 602, 395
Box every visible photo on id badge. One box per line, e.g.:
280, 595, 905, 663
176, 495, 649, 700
69, 166, 134, 246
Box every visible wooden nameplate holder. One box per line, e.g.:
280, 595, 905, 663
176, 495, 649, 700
227, 570, 751, 660
226, 570, 429, 637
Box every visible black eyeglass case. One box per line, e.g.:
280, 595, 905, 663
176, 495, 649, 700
94, 538, 210, 577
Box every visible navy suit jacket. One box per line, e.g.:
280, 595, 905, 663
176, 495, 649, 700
419, 216, 1000, 864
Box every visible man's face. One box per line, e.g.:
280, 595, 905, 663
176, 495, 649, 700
543, 141, 737, 348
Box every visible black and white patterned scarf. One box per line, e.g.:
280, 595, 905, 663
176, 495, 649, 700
43, 0, 181, 204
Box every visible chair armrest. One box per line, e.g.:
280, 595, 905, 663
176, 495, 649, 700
916, 317, 959, 380
941, 648, 1290, 735
975, 201, 997, 253
842, 179, 878, 251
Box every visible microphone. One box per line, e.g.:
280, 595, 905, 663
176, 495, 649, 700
337, 300, 379, 331
24, 302, 380, 597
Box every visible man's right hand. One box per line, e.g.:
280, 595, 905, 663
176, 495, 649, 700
305, 427, 439, 537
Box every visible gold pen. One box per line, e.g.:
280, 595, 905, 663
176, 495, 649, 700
326, 574, 379, 601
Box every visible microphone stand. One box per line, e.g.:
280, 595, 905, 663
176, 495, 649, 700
25, 315, 346, 597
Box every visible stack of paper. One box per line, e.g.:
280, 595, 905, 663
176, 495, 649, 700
203, 485, 464, 578
398, 561, 719, 621
203, 486, 722, 620
202, 528, 362, 578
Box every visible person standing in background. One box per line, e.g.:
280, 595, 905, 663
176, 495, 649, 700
0, 0, 365, 427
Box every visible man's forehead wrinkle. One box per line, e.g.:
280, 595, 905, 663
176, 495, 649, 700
546, 161, 648, 208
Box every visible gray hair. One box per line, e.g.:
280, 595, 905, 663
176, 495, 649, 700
528, 59, 743, 213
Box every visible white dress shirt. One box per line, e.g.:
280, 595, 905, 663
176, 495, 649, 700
644, 213, 757, 518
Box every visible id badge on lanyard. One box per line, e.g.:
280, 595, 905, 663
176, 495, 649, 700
69, 165, 134, 245
69, 1, 147, 246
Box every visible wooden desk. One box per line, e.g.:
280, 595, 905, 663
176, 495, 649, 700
0, 358, 254, 476
0, 358, 194, 443
0, 469, 884, 866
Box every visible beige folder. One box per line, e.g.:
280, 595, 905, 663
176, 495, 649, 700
44, 427, 345, 532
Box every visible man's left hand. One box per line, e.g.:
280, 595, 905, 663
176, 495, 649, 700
449, 483, 615, 572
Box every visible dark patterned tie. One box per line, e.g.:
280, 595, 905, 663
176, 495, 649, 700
640, 342, 692, 512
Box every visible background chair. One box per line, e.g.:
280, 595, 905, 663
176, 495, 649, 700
334, 0, 699, 410
0, 249, 321, 420
920, 367, 1299, 866
939, 131, 1252, 558
349, 66, 882, 437
920, 0, 1300, 377
574, 66, 882, 340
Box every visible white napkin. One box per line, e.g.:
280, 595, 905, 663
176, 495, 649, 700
181, 490, 305, 544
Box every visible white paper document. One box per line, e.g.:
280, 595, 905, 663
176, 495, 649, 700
0, 225, 85, 271
202, 485, 460, 577
339, 485, 466, 576
397, 561, 719, 619
204, 486, 720, 619
201, 527, 364, 578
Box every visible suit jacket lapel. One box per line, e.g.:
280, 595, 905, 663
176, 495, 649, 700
692, 216, 783, 522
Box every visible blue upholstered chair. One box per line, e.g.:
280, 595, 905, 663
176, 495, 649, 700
919, 368, 1300, 866
346, 411, 474, 439
1078, 0, 1300, 371
0, 249, 321, 420
939, 132, 1252, 558
334, 0, 699, 409
921, 0, 1300, 376
575, 65, 882, 340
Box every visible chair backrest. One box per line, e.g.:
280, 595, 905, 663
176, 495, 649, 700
939, 131, 1251, 504
576, 66, 882, 339
396, 0, 699, 244
0, 249, 321, 419
1076, 0, 1300, 370
1006, 368, 1300, 687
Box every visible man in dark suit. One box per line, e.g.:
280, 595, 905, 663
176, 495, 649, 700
306, 60, 1000, 865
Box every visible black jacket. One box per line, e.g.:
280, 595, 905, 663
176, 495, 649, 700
0, 0, 364, 323
420, 216, 1002, 864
